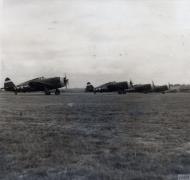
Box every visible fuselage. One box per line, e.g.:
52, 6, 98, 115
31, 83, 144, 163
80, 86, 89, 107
94, 81, 128, 93
127, 84, 152, 93
16, 77, 64, 92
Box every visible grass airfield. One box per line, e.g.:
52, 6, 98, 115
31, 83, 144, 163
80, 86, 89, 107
0, 92, 190, 180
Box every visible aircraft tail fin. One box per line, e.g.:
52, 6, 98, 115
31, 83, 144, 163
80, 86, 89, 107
4, 78, 16, 91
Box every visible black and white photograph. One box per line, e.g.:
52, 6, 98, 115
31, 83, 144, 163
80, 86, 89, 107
0, 0, 190, 179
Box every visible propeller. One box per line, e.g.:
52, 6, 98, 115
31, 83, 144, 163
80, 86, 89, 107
168, 82, 171, 89
129, 79, 133, 87
152, 81, 155, 88
64, 74, 69, 88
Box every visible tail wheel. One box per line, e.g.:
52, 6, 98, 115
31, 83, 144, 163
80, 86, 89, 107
55, 89, 60, 95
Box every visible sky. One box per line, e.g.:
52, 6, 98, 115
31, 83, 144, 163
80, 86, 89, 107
1, 0, 190, 88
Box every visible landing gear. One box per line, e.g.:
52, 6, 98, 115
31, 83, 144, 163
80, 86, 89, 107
44, 88, 60, 95
44, 89, 51, 95
55, 89, 60, 95
118, 90, 127, 94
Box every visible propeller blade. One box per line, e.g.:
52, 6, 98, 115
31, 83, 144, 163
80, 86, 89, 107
129, 79, 133, 87
152, 81, 155, 88
67, 79, 69, 87
63, 74, 69, 88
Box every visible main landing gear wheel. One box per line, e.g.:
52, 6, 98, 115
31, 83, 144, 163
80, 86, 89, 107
55, 89, 60, 95
44, 89, 51, 95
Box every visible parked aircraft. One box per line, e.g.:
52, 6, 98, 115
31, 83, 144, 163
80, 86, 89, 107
126, 80, 152, 93
3, 76, 69, 95
166, 84, 190, 93
86, 80, 169, 94
151, 81, 169, 93
88, 81, 129, 94
127, 80, 168, 93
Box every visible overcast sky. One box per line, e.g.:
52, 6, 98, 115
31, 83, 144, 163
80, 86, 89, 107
1, 0, 190, 88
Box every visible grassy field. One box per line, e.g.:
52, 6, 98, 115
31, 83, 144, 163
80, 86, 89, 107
0, 92, 189, 180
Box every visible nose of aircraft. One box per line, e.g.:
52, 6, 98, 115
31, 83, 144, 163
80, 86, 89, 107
60, 76, 69, 88
60, 77, 64, 87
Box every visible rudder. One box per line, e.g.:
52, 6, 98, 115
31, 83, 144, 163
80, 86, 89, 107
4, 78, 16, 91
